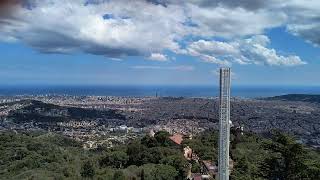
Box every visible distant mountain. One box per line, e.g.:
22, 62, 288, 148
6, 100, 126, 124
263, 94, 320, 103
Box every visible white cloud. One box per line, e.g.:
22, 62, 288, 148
109, 57, 123, 61
0, 0, 318, 66
283, 0, 320, 46
148, 53, 168, 61
131, 65, 194, 71
0, 0, 187, 56
186, 4, 286, 38
188, 0, 274, 10
188, 0, 320, 46
188, 40, 238, 56
187, 40, 236, 66
187, 35, 307, 66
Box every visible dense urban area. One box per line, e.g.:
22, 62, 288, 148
0, 94, 320, 179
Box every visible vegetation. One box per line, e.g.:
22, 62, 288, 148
264, 94, 320, 103
0, 129, 319, 180
259, 131, 320, 180
7, 100, 125, 123
183, 129, 320, 180
182, 130, 219, 161
0, 130, 187, 180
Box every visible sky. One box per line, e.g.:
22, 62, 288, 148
0, 0, 320, 86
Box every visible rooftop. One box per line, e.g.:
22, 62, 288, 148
169, 133, 184, 145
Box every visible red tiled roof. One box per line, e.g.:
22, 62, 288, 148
169, 133, 183, 145
192, 173, 202, 180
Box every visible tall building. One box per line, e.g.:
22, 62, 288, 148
218, 68, 231, 180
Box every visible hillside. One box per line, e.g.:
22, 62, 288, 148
0, 130, 319, 180
6, 100, 126, 124
1, 96, 320, 148
264, 94, 320, 103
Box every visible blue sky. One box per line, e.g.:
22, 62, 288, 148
0, 0, 319, 86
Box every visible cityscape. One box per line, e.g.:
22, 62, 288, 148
0, 0, 320, 180
0, 68, 320, 179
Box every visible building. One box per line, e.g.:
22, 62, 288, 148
169, 133, 184, 145
149, 129, 155, 137
184, 146, 193, 159
200, 158, 234, 180
190, 173, 202, 180
202, 160, 218, 177
218, 68, 231, 180
119, 125, 128, 131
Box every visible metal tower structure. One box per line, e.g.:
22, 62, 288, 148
218, 68, 231, 180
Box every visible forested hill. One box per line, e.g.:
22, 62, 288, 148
6, 100, 126, 124
0, 130, 319, 179
263, 94, 320, 103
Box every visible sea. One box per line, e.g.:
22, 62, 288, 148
0, 85, 320, 98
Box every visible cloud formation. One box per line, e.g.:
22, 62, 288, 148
0, 0, 318, 66
148, 53, 169, 61
283, 0, 320, 46
187, 35, 306, 66
0, 0, 186, 56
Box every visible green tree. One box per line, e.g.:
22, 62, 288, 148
141, 136, 158, 148
182, 131, 218, 161
154, 131, 170, 147
113, 170, 125, 180
140, 168, 145, 180
259, 131, 319, 180
81, 161, 95, 178
153, 164, 178, 180
160, 155, 188, 178
140, 164, 178, 180
141, 147, 165, 164
191, 161, 201, 173
127, 141, 147, 166
231, 157, 253, 180
100, 151, 129, 168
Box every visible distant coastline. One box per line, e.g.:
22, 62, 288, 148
0, 85, 320, 98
